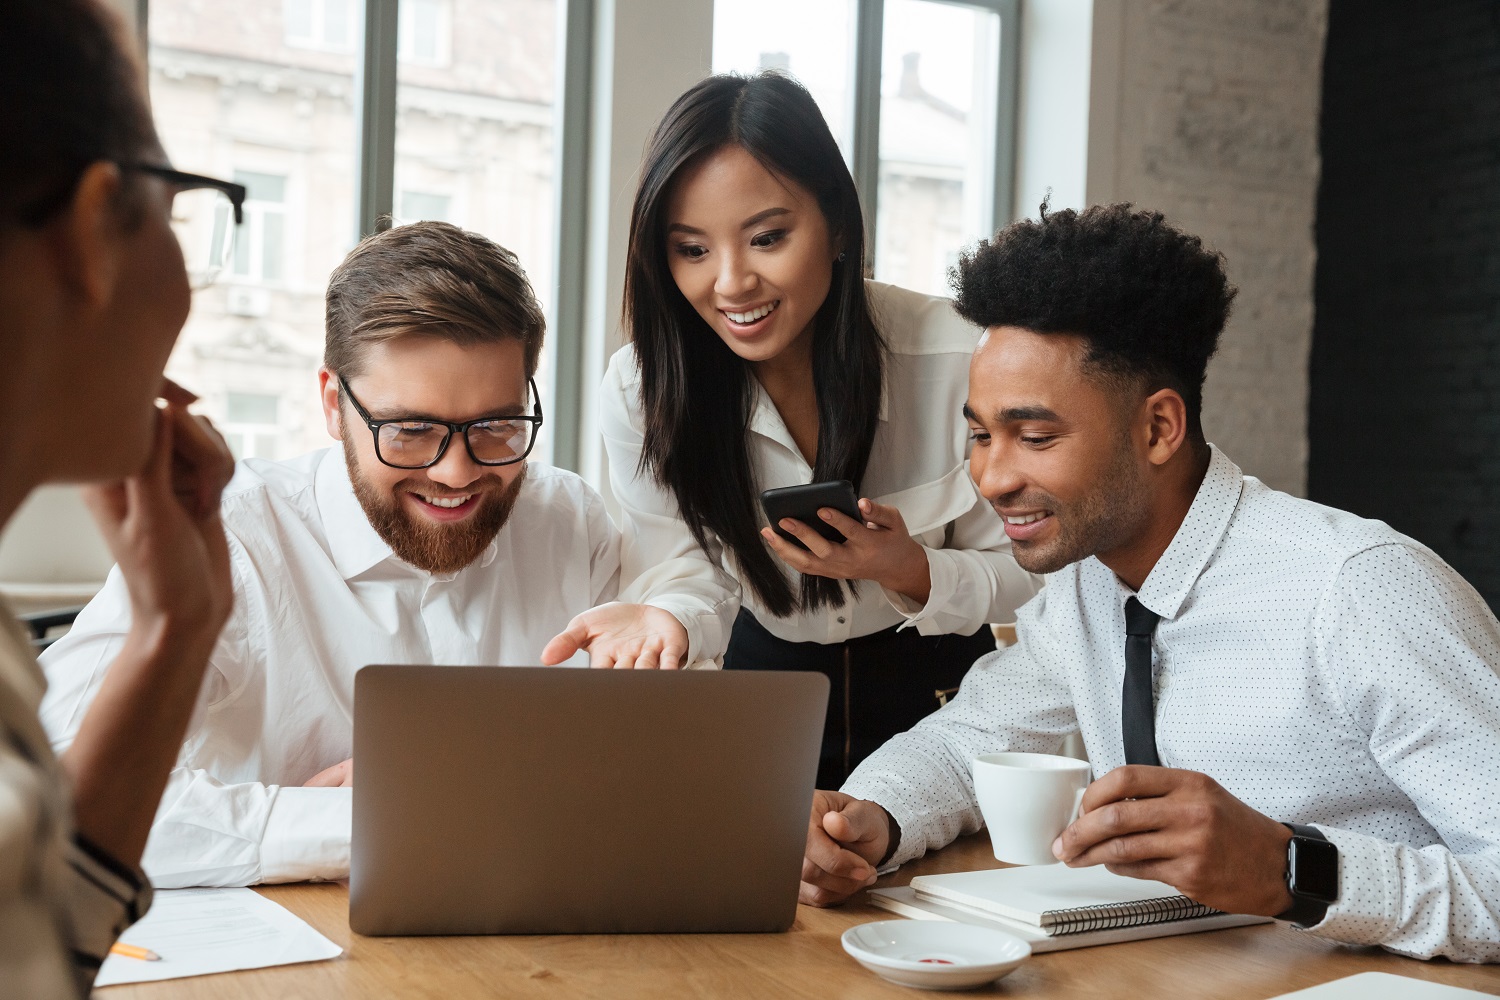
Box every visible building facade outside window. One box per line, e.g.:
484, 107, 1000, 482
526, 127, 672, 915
873, 0, 1003, 297
284, 0, 356, 52
395, 0, 560, 460
711, 0, 855, 155
232, 170, 289, 284
148, 0, 561, 465
398, 0, 454, 67
713, 0, 1014, 298
223, 392, 284, 461
398, 190, 455, 224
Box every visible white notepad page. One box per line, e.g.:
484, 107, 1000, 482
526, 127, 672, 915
911, 863, 1197, 927
95, 887, 342, 987
869, 885, 1268, 953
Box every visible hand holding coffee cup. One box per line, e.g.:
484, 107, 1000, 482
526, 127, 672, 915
972, 752, 1092, 866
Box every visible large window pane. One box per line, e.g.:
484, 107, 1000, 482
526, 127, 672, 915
149, 0, 358, 462
711, 0, 856, 157
396, 0, 560, 463
874, 0, 1002, 297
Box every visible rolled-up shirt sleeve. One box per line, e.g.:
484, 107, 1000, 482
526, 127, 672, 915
39, 555, 355, 889
883, 476, 1042, 637
600, 348, 741, 665
257, 785, 353, 884
142, 769, 351, 887
1308, 543, 1500, 962
842, 622, 1078, 867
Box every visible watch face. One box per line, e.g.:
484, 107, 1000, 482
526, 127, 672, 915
1290, 836, 1339, 903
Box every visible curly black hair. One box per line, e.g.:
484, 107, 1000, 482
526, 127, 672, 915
950, 202, 1237, 436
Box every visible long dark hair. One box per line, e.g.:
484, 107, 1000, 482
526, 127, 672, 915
624, 73, 885, 618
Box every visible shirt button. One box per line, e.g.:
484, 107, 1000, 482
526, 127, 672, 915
837, 616, 846, 624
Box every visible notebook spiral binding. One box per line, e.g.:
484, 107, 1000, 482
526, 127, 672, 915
1044, 895, 1222, 935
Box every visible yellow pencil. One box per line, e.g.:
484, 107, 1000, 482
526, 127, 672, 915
110, 942, 160, 961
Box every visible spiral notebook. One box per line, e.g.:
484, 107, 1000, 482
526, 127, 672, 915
870, 865, 1269, 953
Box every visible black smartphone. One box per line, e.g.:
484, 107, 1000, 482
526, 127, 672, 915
760, 480, 862, 550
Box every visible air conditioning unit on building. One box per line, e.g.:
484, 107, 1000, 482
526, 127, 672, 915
226, 286, 271, 318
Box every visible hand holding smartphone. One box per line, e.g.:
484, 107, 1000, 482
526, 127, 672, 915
759, 480, 861, 551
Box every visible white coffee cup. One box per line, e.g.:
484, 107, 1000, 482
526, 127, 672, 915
972, 752, 1092, 866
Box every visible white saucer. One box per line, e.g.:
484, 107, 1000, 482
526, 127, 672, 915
841, 920, 1031, 991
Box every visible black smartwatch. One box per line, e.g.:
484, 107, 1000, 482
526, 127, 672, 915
1277, 822, 1339, 927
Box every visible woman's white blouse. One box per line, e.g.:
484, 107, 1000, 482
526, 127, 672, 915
601, 280, 1042, 664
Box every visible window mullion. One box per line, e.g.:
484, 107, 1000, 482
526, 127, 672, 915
355, 0, 400, 240
547, 0, 595, 474
850, 0, 884, 269
992, 0, 1020, 230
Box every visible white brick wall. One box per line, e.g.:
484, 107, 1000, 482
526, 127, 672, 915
1088, 0, 1328, 495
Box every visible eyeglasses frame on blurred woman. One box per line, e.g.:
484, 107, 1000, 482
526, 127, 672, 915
15, 163, 244, 288
338, 376, 545, 470
129, 165, 246, 225
129, 165, 246, 288
17, 162, 243, 225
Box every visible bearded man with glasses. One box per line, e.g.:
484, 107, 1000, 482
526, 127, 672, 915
39, 221, 692, 889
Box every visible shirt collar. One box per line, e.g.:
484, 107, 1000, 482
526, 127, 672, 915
745, 370, 890, 451
1132, 444, 1244, 621
315, 447, 396, 581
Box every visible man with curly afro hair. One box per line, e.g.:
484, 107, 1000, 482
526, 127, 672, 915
799, 204, 1500, 965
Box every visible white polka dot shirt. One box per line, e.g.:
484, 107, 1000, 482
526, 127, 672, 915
843, 446, 1500, 963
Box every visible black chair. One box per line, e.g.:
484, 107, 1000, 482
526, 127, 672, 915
19, 606, 85, 652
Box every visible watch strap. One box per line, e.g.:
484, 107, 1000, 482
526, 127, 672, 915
1276, 822, 1335, 927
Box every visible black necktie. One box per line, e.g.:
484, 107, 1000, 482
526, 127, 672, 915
1122, 596, 1162, 766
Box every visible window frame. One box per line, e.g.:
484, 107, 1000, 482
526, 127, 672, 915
283, 0, 359, 54
395, 0, 453, 67
849, 0, 1020, 269
222, 390, 285, 461
230, 169, 291, 285
396, 188, 456, 225
136, 0, 1018, 476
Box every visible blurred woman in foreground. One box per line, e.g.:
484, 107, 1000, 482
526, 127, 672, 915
0, 1, 237, 994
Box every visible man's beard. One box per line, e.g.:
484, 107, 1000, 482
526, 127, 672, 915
996, 434, 1151, 576
343, 437, 527, 575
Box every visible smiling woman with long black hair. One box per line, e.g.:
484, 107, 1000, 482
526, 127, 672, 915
551, 73, 1040, 786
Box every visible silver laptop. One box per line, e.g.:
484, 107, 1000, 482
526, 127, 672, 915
350, 666, 828, 936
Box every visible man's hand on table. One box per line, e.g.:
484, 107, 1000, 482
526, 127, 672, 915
799, 790, 896, 907
1052, 765, 1294, 916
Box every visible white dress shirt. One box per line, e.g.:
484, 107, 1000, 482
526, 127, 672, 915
39, 448, 620, 888
1, 606, 151, 998
602, 280, 1042, 663
843, 446, 1500, 963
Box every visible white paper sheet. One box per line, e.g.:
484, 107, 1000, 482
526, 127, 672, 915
1268, 972, 1499, 1000
95, 887, 342, 987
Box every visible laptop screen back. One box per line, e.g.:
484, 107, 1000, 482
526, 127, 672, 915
350, 666, 828, 935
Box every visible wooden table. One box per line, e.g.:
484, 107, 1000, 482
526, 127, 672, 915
104, 835, 1499, 999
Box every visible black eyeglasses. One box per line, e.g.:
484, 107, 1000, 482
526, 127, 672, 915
339, 378, 544, 470
139, 166, 247, 288
131, 165, 247, 224
17, 163, 247, 288
17, 162, 245, 225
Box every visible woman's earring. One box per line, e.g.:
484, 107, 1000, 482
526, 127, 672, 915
836, 251, 847, 263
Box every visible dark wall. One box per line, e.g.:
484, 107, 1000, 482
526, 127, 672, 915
1309, 0, 1500, 611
